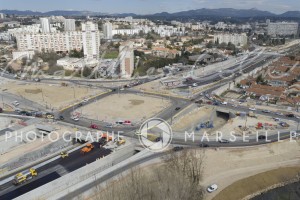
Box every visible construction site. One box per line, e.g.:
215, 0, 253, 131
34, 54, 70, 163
75, 93, 171, 124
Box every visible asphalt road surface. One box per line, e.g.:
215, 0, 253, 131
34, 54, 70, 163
0, 143, 111, 200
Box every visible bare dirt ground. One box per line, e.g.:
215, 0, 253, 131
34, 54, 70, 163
172, 106, 215, 132
221, 115, 297, 136
202, 140, 300, 200
1, 81, 102, 110
77, 93, 171, 123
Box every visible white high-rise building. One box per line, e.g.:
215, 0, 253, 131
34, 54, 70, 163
15, 32, 82, 52
119, 42, 134, 78
103, 22, 113, 40
40, 18, 51, 33
267, 21, 299, 36
0, 13, 5, 19
82, 22, 100, 60
64, 19, 76, 31
214, 33, 248, 46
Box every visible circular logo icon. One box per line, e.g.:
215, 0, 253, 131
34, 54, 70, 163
137, 118, 173, 152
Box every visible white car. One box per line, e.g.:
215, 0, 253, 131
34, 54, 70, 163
83, 99, 88, 103
249, 107, 256, 111
221, 102, 228, 105
291, 132, 300, 138
192, 83, 198, 87
274, 118, 281, 122
71, 116, 79, 121
207, 184, 218, 193
12, 101, 20, 106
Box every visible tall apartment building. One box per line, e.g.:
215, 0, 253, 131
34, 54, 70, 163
214, 33, 248, 46
40, 18, 51, 33
0, 13, 5, 19
267, 21, 299, 36
119, 42, 134, 78
103, 22, 113, 40
15, 32, 82, 52
82, 22, 100, 60
64, 19, 76, 31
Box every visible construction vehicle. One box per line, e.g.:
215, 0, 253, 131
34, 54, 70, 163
248, 111, 256, 118
13, 168, 37, 185
116, 137, 126, 145
256, 122, 263, 129
60, 151, 69, 158
146, 133, 162, 142
101, 133, 113, 141
80, 143, 94, 154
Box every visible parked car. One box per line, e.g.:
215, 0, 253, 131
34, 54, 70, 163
71, 116, 79, 121
258, 135, 266, 140
175, 107, 181, 111
207, 184, 218, 193
249, 107, 256, 111
192, 83, 198, 87
19, 111, 28, 116
221, 102, 228, 105
218, 139, 230, 143
59, 116, 64, 120
286, 114, 295, 118
12, 101, 19, 106
45, 113, 54, 119
90, 124, 98, 129
116, 120, 124, 125
14, 108, 21, 113
173, 146, 184, 151
200, 143, 209, 148
262, 110, 270, 113
123, 120, 132, 125
105, 124, 113, 128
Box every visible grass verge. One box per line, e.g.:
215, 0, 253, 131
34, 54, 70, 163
212, 167, 300, 200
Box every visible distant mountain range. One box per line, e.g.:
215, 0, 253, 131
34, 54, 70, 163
0, 8, 300, 18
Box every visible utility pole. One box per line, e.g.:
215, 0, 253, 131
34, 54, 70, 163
73, 87, 76, 99
1, 95, 4, 108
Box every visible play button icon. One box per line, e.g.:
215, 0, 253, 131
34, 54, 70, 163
138, 118, 173, 152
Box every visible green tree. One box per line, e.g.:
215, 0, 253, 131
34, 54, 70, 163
81, 67, 93, 78
69, 49, 84, 58
256, 74, 264, 84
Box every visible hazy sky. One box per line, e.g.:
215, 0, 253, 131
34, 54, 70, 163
0, 0, 299, 14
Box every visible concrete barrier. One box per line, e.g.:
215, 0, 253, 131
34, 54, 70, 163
15, 144, 137, 200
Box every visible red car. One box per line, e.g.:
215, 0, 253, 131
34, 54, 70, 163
123, 120, 132, 125
89, 124, 98, 129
